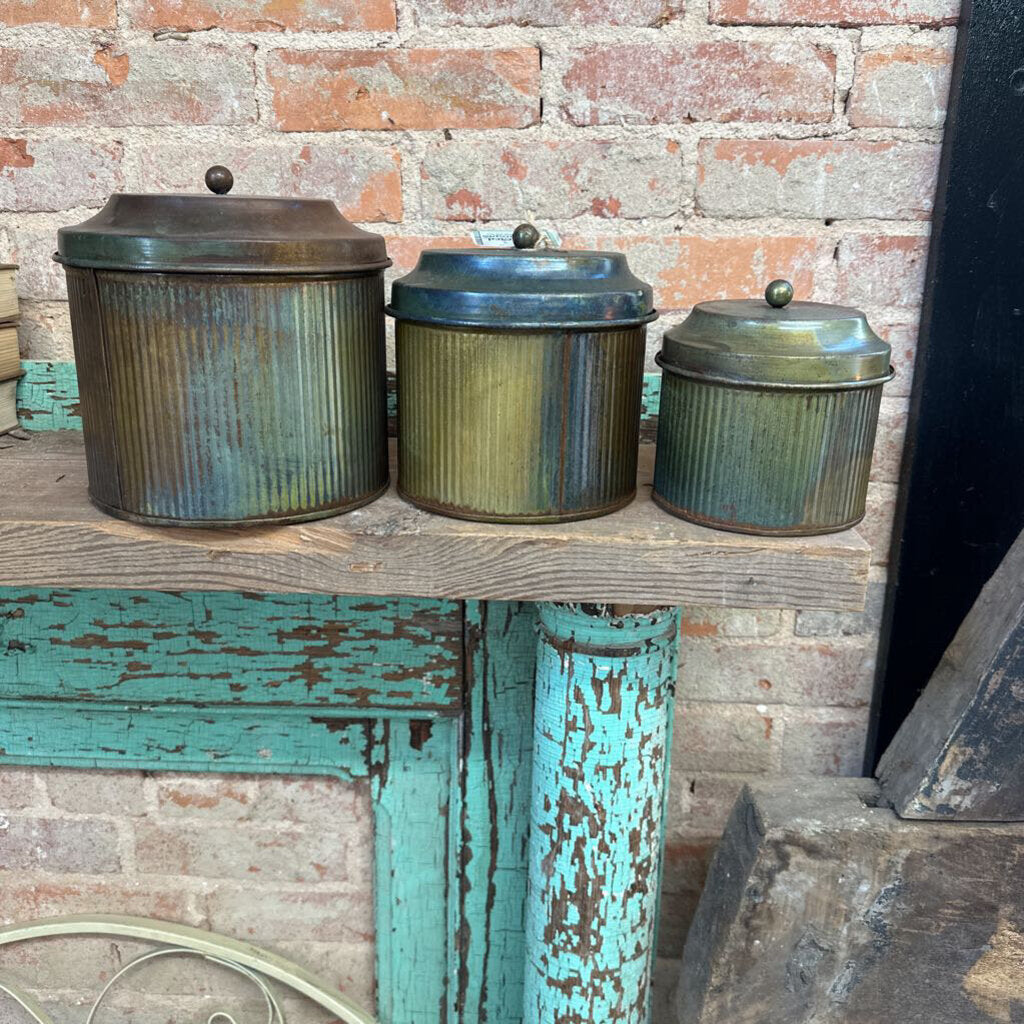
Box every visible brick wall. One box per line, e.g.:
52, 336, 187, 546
0, 0, 956, 1019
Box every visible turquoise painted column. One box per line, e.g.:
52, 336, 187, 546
524, 602, 681, 1024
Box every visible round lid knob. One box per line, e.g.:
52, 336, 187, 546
512, 223, 541, 250
205, 165, 234, 195
765, 279, 794, 308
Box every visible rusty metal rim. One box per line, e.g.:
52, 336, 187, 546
655, 353, 896, 391
385, 306, 659, 331
89, 480, 389, 528
396, 486, 637, 524
651, 490, 865, 536
53, 253, 392, 276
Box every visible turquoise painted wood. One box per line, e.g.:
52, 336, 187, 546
372, 718, 455, 1024
0, 587, 558, 1024
0, 700, 371, 778
524, 603, 681, 1024
0, 589, 462, 713
14, 359, 663, 435
458, 601, 537, 1023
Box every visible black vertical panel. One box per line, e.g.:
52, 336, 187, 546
869, 0, 1024, 766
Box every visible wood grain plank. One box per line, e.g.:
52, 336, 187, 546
0, 432, 869, 610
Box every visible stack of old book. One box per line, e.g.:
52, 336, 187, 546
0, 264, 20, 434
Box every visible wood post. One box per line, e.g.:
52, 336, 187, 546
523, 602, 680, 1024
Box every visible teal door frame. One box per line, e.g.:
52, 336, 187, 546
0, 588, 680, 1024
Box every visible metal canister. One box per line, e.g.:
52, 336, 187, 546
387, 224, 656, 523
55, 166, 391, 527
653, 280, 894, 536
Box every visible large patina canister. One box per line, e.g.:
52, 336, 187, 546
387, 224, 656, 523
54, 166, 391, 527
653, 280, 894, 535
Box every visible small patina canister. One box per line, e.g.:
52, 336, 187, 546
55, 166, 391, 527
653, 280, 894, 535
387, 225, 656, 523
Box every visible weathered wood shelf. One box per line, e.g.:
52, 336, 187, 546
0, 432, 870, 609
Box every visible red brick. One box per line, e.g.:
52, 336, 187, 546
268, 48, 539, 132
836, 234, 930, 308
780, 706, 871, 775
124, 0, 396, 31
207, 887, 373, 943
421, 138, 683, 221
876, 319, 918, 396
870, 396, 909, 484
14, 301, 73, 361
246, 775, 369, 826
134, 821, 363, 883
711, 0, 958, 26
679, 607, 783, 639
564, 234, 824, 313
0, 770, 43, 810
0, 0, 115, 26
674, 702, 779, 773
658, 839, 717, 955
155, 776, 254, 821
134, 143, 402, 222
45, 769, 148, 816
698, 139, 939, 220
562, 41, 835, 126
0, 138, 122, 213
668, 771, 749, 840
6, 222, 71, 301
861, 481, 897, 565
0, 43, 256, 127
679, 639, 876, 707
0, 816, 120, 873
0, 880, 205, 925
415, 0, 682, 26
849, 42, 953, 128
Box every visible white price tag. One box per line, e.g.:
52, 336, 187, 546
469, 227, 562, 248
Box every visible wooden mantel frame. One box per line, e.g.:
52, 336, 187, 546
0, 363, 870, 1024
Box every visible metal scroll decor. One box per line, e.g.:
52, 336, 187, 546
0, 915, 377, 1024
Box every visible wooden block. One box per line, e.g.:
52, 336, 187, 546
678, 778, 1024, 1024
0, 432, 870, 609
877, 528, 1024, 820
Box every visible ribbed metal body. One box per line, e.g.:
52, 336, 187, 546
65, 268, 388, 526
396, 322, 645, 522
653, 373, 884, 535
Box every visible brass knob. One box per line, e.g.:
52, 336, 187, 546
765, 279, 794, 308
205, 165, 234, 195
512, 223, 541, 250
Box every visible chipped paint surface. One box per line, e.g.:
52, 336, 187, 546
0, 588, 462, 713
524, 603, 680, 1024
0, 587, 682, 1024
963, 918, 1024, 1022
459, 601, 537, 1022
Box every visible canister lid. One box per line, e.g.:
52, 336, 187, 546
55, 165, 391, 275
658, 280, 892, 387
386, 223, 656, 329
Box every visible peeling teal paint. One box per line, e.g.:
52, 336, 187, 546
0, 583, 682, 1024
459, 601, 537, 1023
524, 603, 680, 1024
373, 718, 455, 1024
0, 589, 462, 713
15, 360, 663, 435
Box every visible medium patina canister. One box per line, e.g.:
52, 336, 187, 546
387, 224, 656, 523
55, 166, 391, 527
653, 280, 894, 535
